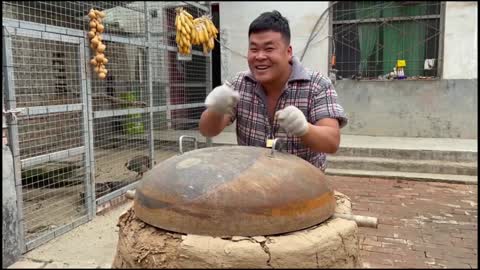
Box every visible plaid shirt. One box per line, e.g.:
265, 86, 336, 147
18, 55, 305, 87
227, 57, 348, 171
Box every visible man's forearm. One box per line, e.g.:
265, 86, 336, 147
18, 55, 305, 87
299, 123, 340, 153
199, 109, 229, 137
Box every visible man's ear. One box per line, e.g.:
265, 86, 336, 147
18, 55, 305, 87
288, 45, 293, 63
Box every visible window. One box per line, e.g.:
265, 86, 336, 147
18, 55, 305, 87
331, 1, 442, 79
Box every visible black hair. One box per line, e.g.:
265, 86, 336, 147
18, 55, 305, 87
248, 10, 291, 44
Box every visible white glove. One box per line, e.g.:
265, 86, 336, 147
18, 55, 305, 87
204, 83, 240, 115
275, 105, 309, 137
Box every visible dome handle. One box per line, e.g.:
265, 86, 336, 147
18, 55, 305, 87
270, 138, 283, 157
178, 135, 198, 154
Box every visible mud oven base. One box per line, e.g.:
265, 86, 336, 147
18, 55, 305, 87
112, 192, 361, 269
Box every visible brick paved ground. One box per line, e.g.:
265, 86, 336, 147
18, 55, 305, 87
326, 176, 478, 269
8, 175, 477, 269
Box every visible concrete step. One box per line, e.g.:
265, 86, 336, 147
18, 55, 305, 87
334, 147, 477, 162
325, 169, 477, 185
327, 156, 477, 176
337, 135, 477, 162
148, 130, 477, 161
152, 130, 478, 183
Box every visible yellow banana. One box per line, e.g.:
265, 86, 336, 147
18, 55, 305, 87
208, 19, 218, 36
205, 20, 213, 37
208, 37, 214, 50
176, 15, 182, 32
194, 31, 200, 45
188, 19, 195, 31
182, 11, 194, 27
196, 24, 203, 43
190, 29, 196, 45
183, 22, 191, 34
181, 35, 189, 47
175, 33, 181, 45
187, 18, 194, 31
180, 13, 188, 28
182, 9, 193, 20
196, 27, 203, 44
175, 15, 180, 32
202, 24, 209, 44
191, 30, 197, 45
181, 26, 187, 36
178, 35, 184, 47
195, 31, 200, 45
202, 43, 209, 55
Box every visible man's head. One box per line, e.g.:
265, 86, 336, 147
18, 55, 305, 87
248, 11, 293, 87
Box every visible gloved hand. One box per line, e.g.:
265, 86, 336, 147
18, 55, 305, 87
204, 83, 240, 115
275, 105, 309, 137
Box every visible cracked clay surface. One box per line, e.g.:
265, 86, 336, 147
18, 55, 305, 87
112, 191, 361, 268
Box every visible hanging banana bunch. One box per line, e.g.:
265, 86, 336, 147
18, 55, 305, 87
88, 9, 108, 80
194, 15, 218, 55
175, 7, 194, 55
174, 7, 218, 56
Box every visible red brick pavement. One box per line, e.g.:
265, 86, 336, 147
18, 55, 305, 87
326, 176, 478, 269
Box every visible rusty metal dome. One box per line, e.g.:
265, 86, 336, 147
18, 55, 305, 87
133, 146, 336, 236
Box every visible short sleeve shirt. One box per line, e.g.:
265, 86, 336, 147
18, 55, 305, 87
227, 57, 348, 171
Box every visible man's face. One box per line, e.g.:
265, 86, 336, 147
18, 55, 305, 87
247, 31, 292, 85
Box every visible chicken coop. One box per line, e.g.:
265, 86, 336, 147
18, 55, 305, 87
3, 1, 213, 252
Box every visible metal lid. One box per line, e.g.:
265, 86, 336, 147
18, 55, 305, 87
133, 146, 336, 236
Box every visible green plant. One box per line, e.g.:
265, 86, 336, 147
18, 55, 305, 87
120, 91, 145, 135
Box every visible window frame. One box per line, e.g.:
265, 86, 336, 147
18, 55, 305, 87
328, 1, 446, 81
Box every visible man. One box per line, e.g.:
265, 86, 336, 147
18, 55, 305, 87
199, 10, 347, 172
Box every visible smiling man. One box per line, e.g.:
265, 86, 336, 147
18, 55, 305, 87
199, 10, 348, 171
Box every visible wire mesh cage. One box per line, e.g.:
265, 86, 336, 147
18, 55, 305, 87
4, 24, 89, 249
3, 1, 212, 251
331, 1, 442, 80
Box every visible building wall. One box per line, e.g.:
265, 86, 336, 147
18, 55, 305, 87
218, 2, 478, 138
335, 79, 477, 139
218, 2, 330, 82
218, 1, 478, 80
442, 2, 478, 79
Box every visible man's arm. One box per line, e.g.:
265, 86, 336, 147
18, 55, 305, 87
199, 109, 232, 137
299, 118, 340, 154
